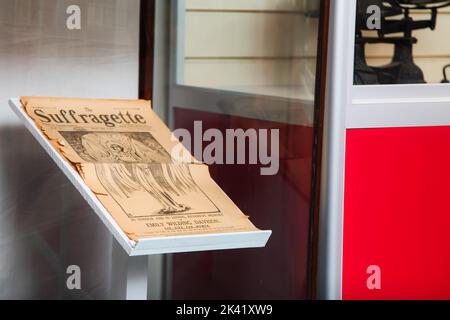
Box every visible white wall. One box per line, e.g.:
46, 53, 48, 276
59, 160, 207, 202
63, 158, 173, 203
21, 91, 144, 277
0, 0, 140, 299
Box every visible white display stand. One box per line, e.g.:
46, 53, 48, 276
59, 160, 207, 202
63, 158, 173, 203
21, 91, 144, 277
9, 98, 272, 299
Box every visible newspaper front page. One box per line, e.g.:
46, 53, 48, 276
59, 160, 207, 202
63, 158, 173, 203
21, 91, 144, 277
20, 97, 259, 241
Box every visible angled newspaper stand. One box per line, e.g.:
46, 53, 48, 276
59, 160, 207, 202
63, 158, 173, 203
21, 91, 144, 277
9, 97, 271, 299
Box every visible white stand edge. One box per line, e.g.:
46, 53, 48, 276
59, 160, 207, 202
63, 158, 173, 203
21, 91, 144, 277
9, 98, 272, 257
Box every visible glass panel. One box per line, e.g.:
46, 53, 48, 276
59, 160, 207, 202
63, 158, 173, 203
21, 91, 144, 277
354, 0, 450, 85
179, 0, 320, 100
168, 0, 323, 299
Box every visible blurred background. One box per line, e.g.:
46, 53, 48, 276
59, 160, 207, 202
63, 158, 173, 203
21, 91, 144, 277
0, 0, 140, 299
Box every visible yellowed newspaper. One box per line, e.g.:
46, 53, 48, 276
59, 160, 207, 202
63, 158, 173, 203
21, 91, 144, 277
20, 96, 259, 241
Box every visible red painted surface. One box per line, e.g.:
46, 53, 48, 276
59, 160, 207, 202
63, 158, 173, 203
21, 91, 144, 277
343, 126, 450, 300
171, 108, 314, 299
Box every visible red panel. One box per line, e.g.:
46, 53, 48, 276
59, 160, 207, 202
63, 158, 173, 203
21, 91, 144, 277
171, 108, 313, 299
343, 126, 450, 300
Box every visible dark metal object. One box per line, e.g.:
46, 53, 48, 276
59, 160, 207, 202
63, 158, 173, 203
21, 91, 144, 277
354, 0, 450, 85
442, 64, 450, 83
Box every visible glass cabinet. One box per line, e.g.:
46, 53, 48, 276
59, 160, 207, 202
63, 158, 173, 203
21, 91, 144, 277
160, 0, 327, 299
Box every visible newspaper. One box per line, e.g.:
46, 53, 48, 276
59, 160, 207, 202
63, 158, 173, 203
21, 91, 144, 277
20, 97, 259, 241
